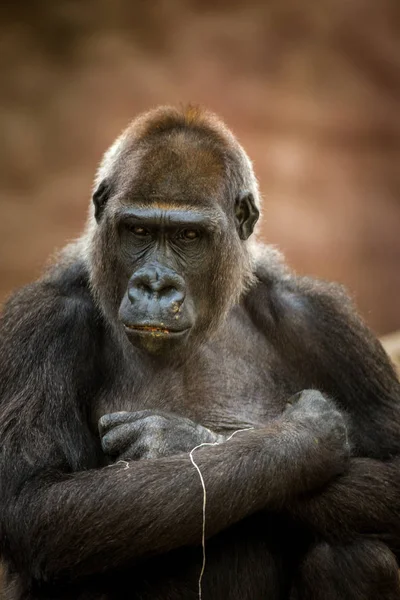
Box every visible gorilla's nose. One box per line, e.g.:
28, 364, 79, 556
128, 265, 185, 307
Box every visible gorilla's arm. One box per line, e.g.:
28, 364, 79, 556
248, 253, 400, 543
0, 281, 346, 583
288, 457, 400, 546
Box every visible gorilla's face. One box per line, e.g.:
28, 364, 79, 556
92, 131, 259, 356
116, 201, 228, 354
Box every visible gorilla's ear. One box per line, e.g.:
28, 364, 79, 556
92, 179, 112, 222
234, 192, 260, 240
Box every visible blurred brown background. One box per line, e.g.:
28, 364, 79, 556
0, 0, 399, 335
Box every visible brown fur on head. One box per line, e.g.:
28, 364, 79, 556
85, 106, 261, 354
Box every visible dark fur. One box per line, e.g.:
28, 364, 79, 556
1, 106, 400, 599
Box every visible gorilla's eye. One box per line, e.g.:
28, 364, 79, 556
129, 225, 151, 238
179, 229, 200, 241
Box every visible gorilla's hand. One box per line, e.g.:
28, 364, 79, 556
283, 389, 350, 478
99, 410, 224, 461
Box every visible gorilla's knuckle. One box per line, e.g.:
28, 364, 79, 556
327, 409, 344, 424
98, 414, 112, 435
98, 411, 131, 436
293, 390, 333, 414
101, 432, 116, 455
141, 415, 166, 432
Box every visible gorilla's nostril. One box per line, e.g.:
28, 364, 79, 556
160, 286, 174, 296
138, 283, 153, 294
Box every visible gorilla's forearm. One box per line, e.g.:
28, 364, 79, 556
287, 457, 400, 545
6, 414, 348, 583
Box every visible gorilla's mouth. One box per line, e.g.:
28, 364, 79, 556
127, 324, 170, 334
124, 324, 190, 337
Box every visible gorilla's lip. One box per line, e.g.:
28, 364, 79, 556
123, 324, 190, 336
128, 324, 170, 333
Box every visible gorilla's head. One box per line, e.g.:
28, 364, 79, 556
88, 106, 260, 355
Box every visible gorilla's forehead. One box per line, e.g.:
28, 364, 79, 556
116, 132, 228, 207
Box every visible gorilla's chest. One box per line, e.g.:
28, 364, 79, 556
143, 347, 289, 431
96, 314, 299, 432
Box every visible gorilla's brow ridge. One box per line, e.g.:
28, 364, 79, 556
116, 203, 228, 230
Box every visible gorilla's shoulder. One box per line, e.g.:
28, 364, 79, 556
0, 259, 100, 341
244, 244, 299, 326
245, 244, 353, 337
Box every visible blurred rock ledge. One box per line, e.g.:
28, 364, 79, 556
381, 331, 400, 373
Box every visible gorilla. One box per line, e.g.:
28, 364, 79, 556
1, 106, 400, 600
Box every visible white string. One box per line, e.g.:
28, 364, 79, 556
106, 460, 130, 470
189, 427, 254, 600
